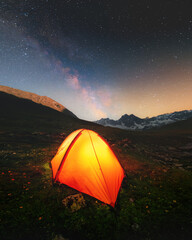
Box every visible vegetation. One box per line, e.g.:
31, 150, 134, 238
0, 92, 192, 239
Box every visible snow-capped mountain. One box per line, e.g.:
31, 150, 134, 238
95, 110, 192, 130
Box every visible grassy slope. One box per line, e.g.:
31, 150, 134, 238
0, 92, 192, 240
157, 117, 192, 132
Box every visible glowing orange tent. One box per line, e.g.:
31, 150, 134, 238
51, 129, 124, 207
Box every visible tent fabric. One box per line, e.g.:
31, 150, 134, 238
51, 129, 124, 207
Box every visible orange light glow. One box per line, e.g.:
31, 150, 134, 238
51, 129, 124, 207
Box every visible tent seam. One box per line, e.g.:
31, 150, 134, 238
54, 129, 84, 181
87, 130, 112, 204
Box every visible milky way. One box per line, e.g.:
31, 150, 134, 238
0, 1, 192, 120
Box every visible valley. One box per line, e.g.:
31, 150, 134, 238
0, 90, 192, 240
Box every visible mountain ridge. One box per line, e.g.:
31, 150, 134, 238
0, 85, 77, 118
95, 110, 192, 130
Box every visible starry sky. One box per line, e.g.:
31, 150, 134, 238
0, 0, 192, 121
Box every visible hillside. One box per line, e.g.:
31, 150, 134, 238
0, 85, 76, 118
0, 91, 96, 133
0, 88, 192, 240
158, 116, 192, 132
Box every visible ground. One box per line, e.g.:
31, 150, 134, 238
1, 126, 192, 240
0, 94, 192, 239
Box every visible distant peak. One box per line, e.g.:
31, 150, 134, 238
120, 113, 138, 120
121, 114, 129, 117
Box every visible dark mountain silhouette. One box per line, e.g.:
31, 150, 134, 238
0, 90, 97, 133
0, 85, 76, 118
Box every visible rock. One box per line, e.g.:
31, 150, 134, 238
181, 152, 192, 157
178, 167, 185, 171
53, 235, 69, 240
168, 146, 177, 151
62, 193, 86, 212
131, 223, 139, 231
175, 164, 183, 167
123, 143, 128, 147
179, 143, 192, 150
129, 198, 134, 203
60, 133, 66, 137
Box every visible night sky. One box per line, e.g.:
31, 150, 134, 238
1, 0, 192, 120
